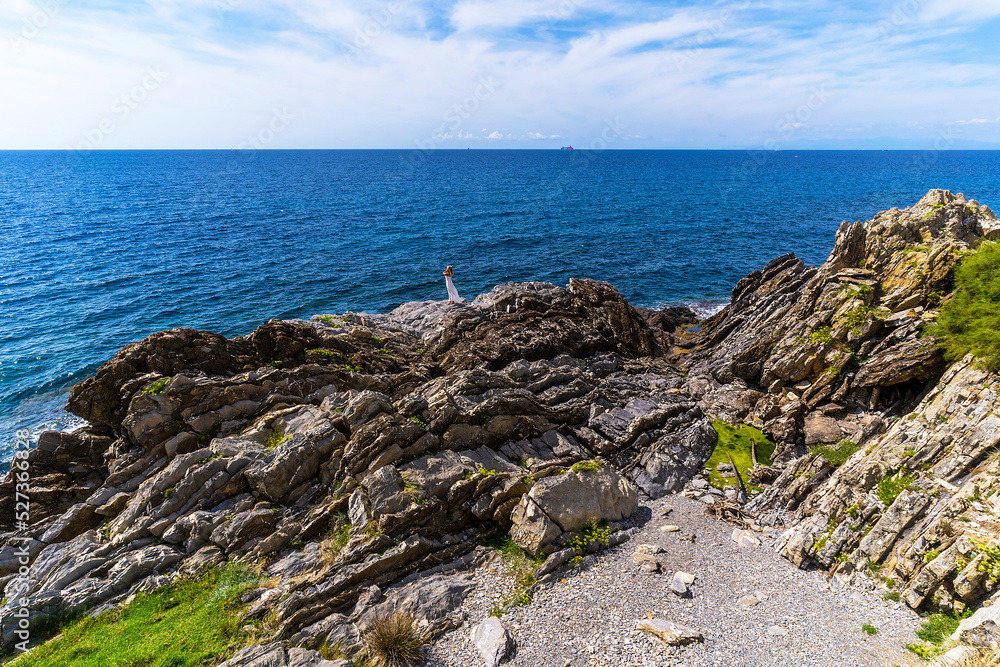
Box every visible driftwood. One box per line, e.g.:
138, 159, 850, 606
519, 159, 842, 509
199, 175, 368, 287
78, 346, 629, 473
705, 498, 753, 528
727, 453, 747, 497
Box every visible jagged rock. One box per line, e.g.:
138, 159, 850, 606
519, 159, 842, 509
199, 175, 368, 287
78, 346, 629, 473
683, 190, 988, 460
952, 604, 1000, 649
363, 573, 475, 639
427, 279, 657, 371
803, 414, 842, 445
635, 618, 703, 645
470, 616, 514, 667
216, 643, 345, 667
362, 465, 409, 516
39, 502, 102, 545
732, 529, 761, 548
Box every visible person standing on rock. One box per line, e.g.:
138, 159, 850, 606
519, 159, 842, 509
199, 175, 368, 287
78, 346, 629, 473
443, 265, 462, 303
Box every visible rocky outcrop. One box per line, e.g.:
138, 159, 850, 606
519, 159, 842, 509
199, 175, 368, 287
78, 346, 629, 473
682, 190, 995, 461
0, 277, 712, 657
5, 189, 1000, 660
751, 354, 1000, 616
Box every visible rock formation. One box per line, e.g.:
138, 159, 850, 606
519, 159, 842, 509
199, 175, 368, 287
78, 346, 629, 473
3, 189, 1000, 661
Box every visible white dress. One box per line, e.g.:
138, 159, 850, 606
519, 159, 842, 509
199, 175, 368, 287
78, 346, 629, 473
445, 275, 461, 302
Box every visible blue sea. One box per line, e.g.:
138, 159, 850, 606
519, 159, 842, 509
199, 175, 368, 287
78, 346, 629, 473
3, 149, 1000, 465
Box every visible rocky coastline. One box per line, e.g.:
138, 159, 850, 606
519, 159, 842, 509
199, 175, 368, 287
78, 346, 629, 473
3, 189, 1000, 666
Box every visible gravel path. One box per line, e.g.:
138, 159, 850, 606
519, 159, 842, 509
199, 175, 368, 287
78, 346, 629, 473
424, 495, 923, 667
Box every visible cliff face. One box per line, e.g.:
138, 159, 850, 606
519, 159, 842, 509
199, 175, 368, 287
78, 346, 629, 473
2, 189, 999, 659
683, 189, 994, 463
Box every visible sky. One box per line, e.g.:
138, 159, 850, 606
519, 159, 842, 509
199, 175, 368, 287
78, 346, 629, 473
2, 0, 1000, 150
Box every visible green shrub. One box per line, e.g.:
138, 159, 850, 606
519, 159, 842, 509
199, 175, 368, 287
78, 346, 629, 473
929, 240, 1000, 371
883, 591, 901, 602
809, 438, 860, 466
808, 326, 834, 346
915, 610, 973, 645
861, 623, 878, 635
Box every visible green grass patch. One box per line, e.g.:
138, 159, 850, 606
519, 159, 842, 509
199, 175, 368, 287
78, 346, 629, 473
10, 565, 263, 667
876, 471, 917, 506
861, 623, 878, 635
808, 438, 860, 467
915, 609, 973, 646
704, 419, 775, 490
928, 240, 1000, 371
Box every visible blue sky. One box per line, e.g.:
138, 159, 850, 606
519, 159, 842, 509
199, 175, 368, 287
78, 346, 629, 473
2, 0, 1000, 149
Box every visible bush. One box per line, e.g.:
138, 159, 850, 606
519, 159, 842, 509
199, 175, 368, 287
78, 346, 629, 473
929, 240, 1000, 371
862, 623, 878, 635
361, 611, 426, 667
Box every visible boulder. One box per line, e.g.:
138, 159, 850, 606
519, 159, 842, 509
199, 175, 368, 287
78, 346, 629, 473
509, 464, 637, 555
803, 414, 842, 446
470, 616, 514, 667
952, 604, 1000, 649
523, 464, 637, 533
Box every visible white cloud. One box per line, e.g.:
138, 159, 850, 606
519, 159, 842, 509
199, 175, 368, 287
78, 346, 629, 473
2, 1, 1000, 148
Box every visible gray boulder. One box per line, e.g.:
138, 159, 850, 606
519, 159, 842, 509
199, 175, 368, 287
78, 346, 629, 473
509, 463, 637, 555
471, 616, 514, 667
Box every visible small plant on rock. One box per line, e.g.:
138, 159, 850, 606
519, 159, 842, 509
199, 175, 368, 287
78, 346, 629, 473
571, 460, 602, 473
264, 424, 291, 450
862, 623, 878, 635
141, 377, 170, 396
876, 471, 917, 505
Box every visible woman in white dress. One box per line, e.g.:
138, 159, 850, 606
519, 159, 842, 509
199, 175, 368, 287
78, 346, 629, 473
443, 265, 461, 303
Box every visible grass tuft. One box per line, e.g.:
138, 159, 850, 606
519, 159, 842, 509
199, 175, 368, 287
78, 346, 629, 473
876, 471, 917, 505
359, 610, 426, 667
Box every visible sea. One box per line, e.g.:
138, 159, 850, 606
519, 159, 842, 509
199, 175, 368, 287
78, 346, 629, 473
3, 149, 1000, 467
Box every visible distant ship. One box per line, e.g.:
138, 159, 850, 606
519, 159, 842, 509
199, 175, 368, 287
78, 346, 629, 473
560, 146, 574, 150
